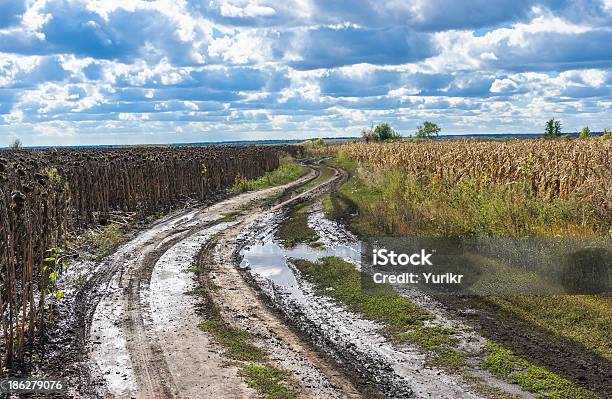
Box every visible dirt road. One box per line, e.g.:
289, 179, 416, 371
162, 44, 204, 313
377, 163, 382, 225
83, 166, 367, 398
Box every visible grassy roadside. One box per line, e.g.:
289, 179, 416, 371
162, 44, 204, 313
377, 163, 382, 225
293, 256, 600, 398
292, 256, 466, 369
486, 295, 612, 361
232, 157, 305, 193
322, 153, 611, 362
68, 209, 161, 260
483, 343, 598, 399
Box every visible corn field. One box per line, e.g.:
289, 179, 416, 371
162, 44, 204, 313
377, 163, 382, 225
0, 145, 299, 369
320, 139, 612, 219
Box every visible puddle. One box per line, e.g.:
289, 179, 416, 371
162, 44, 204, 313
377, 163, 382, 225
239, 201, 360, 295
239, 241, 360, 296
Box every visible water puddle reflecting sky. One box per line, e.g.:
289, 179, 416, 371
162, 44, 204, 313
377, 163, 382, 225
239, 241, 360, 293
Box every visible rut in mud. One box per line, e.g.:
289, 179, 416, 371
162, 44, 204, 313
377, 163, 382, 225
239, 205, 487, 399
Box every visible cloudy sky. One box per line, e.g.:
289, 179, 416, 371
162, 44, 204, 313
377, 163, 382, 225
0, 0, 611, 146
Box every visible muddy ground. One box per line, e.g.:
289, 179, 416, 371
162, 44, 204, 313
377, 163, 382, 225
438, 296, 612, 397
19, 161, 609, 399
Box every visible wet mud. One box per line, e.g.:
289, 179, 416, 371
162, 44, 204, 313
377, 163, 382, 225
438, 295, 612, 397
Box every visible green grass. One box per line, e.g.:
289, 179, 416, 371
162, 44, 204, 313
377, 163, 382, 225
483, 342, 599, 398
232, 158, 304, 193
240, 364, 297, 399
220, 211, 242, 222
276, 204, 321, 248
144, 211, 164, 224
293, 256, 464, 368
198, 320, 266, 362
83, 223, 124, 260
292, 165, 334, 194
486, 295, 612, 361
186, 266, 204, 274
397, 325, 456, 350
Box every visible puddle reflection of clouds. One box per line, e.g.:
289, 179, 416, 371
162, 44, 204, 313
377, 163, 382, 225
240, 241, 360, 290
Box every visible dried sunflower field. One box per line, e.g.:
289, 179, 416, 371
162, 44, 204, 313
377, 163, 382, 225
0, 145, 298, 368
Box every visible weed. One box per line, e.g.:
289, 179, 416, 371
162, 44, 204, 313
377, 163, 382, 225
220, 211, 242, 222
198, 320, 266, 362
186, 266, 204, 274
240, 364, 297, 399
483, 342, 599, 398
276, 204, 321, 248
471, 381, 522, 399
397, 325, 455, 350
43, 247, 69, 306
84, 224, 124, 260
434, 347, 467, 369
45, 167, 63, 184
232, 158, 304, 193
144, 211, 164, 224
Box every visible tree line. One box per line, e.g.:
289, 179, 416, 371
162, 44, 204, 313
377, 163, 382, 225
359, 120, 611, 142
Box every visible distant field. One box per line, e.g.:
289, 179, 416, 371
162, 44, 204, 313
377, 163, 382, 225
4, 132, 609, 150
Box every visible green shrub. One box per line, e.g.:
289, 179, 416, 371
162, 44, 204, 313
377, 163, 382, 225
544, 119, 562, 137
579, 126, 591, 138
373, 123, 401, 141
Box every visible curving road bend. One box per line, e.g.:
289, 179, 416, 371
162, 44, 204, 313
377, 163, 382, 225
87, 167, 363, 398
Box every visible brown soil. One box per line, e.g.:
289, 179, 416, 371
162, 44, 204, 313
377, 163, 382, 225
437, 296, 612, 398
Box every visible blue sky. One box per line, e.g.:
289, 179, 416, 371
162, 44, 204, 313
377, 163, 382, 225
0, 0, 611, 146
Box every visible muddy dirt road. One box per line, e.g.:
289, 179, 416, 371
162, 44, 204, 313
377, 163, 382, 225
79, 166, 364, 398
48, 163, 534, 399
